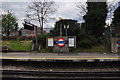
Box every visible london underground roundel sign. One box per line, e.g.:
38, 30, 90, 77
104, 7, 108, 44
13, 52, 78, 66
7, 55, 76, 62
117, 40, 120, 46
55, 38, 67, 47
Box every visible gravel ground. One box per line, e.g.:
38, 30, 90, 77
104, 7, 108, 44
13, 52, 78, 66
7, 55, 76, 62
2, 65, 119, 72
2, 61, 120, 72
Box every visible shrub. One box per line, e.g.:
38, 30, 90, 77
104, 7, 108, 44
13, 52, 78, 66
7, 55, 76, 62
88, 35, 97, 45
78, 37, 92, 48
33, 33, 53, 49
77, 28, 100, 48
97, 37, 102, 44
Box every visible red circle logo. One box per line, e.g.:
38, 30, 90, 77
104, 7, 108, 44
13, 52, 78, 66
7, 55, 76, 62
57, 38, 65, 47
117, 40, 120, 46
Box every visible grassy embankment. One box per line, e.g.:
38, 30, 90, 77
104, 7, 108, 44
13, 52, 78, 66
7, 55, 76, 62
1, 40, 106, 52
71, 45, 106, 53
2, 40, 33, 51
38, 45, 106, 53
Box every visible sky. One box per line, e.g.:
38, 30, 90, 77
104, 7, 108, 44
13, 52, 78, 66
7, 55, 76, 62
106, 0, 120, 26
0, 0, 120, 30
1, 1, 85, 29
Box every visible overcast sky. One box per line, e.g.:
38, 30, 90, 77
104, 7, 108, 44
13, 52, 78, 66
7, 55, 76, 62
1, 1, 84, 29
1, 0, 120, 29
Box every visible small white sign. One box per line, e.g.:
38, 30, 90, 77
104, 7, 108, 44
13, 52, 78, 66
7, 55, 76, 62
48, 38, 53, 47
69, 38, 74, 47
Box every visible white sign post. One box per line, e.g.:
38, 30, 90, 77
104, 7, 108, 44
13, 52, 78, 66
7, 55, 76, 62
68, 38, 74, 47
48, 38, 53, 47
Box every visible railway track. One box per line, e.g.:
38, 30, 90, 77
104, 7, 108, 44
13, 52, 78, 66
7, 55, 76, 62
2, 70, 120, 80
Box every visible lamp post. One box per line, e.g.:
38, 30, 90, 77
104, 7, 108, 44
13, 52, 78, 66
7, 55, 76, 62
59, 17, 62, 36
64, 25, 69, 36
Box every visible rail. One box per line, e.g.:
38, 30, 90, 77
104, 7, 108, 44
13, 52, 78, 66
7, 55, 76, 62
2, 70, 120, 80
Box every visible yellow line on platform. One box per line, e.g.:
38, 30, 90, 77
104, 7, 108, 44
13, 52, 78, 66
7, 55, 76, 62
0, 57, 119, 60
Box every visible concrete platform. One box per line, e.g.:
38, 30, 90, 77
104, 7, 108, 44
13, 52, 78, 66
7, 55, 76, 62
0, 52, 120, 62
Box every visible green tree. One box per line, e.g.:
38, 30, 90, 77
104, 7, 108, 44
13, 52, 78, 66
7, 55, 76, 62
2, 11, 18, 38
51, 19, 99, 48
113, 5, 120, 25
52, 19, 81, 40
83, 2, 107, 37
51, 19, 98, 48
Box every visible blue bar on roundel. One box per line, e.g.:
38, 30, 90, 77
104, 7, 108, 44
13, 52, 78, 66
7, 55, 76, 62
117, 41, 120, 44
54, 41, 68, 44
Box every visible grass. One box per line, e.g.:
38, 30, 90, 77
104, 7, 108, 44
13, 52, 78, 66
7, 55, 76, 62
38, 45, 105, 53
2, 40, 33, 51
71, 45, 106, 53
1, 40, 105, 53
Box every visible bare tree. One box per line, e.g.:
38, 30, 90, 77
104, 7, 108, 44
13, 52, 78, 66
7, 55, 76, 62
26, 0, 56, 34
106, 0, 118, 25
76, 2, 88, 17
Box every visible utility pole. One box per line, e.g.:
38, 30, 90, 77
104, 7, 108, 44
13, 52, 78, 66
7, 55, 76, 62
60, 24, 62, 36
35, 26, 38, 51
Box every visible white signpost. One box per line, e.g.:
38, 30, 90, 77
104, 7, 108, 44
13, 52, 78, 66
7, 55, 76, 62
68, 38, 75, 47
48, 38, 53, 47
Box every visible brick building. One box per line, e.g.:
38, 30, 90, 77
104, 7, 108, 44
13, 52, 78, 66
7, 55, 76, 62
20, 27, 46, 37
